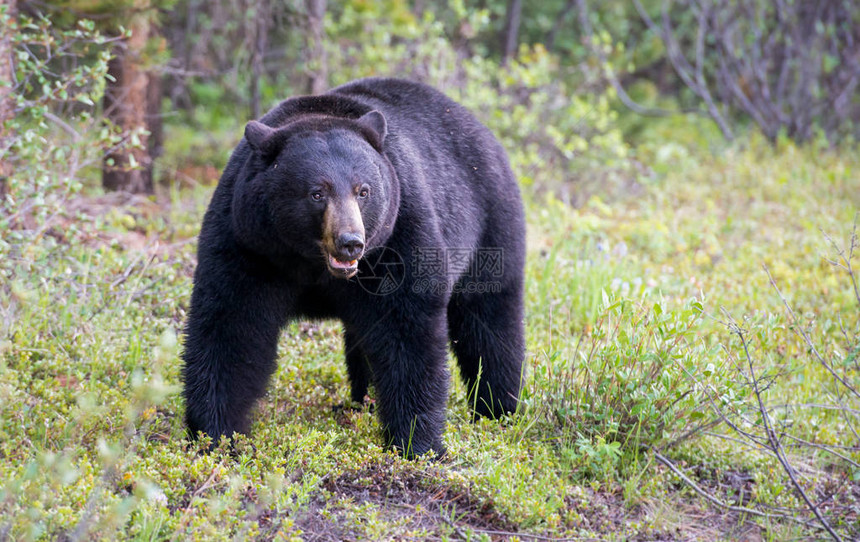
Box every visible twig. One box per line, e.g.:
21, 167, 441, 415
820, 214, 860, 309
651, 449, 821, 530
730, 324, 843, 542
778, 433, 860, 469
764, 265, 860, 400
768, 403, 860, 417
702, 430, 775, 456
43, 111, 82, 142
631, 0, 735, 139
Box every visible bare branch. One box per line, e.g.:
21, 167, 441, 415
43, 111, 82, 142
631, 0, 735, 139
778, 433, 860, 470
764, 265, 860, 400
730, 323, 844, 542
820, 215, 860, 309
652, 450, 824, 531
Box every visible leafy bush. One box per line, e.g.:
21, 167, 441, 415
0, 14, 129, 238
527, 296, 739, 480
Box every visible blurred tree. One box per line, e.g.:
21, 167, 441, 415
0, 10, 120, 228
0, 0, 16, 200
545, 0, 576, 52
629, 0, 860, 143
35, 0, 169, 193
249, 0, 271, 117
500, 0, 522, 65
161, 0, 303, 119
305, 0, 327, 94
102, 1, 157, 193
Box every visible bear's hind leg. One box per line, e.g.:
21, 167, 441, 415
348, 305, 450, 459
448, 287, 525, 419
344, 329, 372, 404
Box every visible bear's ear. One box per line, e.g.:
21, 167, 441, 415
357, 110, 387, 145
245, 120, 276, 153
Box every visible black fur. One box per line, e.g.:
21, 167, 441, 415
182, 77, 526, 458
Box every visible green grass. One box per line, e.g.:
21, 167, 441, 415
1, 133, 858, 540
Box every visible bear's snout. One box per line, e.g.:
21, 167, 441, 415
336, 233, 365, 260
326, 232, 364, 278
323, 197, 365, 278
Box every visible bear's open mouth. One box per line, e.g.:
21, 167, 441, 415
327, 253, 359, 278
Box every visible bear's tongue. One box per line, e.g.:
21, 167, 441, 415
328, 254, 357, 269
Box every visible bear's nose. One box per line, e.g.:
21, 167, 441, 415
336, 233, 365, 260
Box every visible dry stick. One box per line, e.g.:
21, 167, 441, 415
775, 433, 860, 469
657, 417, 721, 453
698, 295, 853, 530
820, 215, 860, 310
469, 530, 600, 542
675, 334, 848, 532
768, 403, 860, 417
731, 325, 843, 542
838, 398, 860, 444
706, 395, 770, 450
836, 315, 854, 352
764, 265, 860, 401
631, 0, 734, 140
650, 449, 821, 531
702, 430, 779, 458
707, 326, 772, 449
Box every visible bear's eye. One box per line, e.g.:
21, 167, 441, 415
310, 191, 324, 202
358, 186, 370, 199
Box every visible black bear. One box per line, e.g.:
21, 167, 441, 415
182, 77, 525, 458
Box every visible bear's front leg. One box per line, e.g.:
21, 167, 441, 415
182, 255, 291, 446
349, 304, 450, 459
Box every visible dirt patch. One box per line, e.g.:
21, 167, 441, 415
690, 464, 755, 507
290, 463, 691, 541
293, 462, 517, 541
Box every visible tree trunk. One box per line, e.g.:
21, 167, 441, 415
249, 0, 269, 119
146, 66, 163, 168
0, 0, 17, 201
546, 0, 576, 51
103, 5, 154, 194
305, 0, 327, 95
501, 0, 522, 66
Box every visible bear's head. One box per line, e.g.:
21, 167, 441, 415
232, 110, 399, 279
